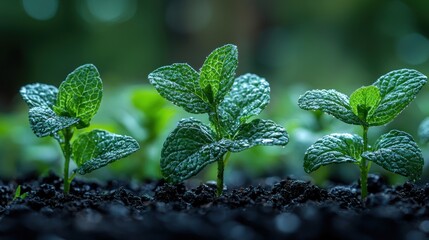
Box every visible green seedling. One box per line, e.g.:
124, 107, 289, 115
20, 64, 140, 194
148, 44, 289, 196
13, 185, 28, 201
130, 87, 176, 178
298, 69, 427, 199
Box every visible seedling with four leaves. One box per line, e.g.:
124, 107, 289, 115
148, 44, 289, 196
298, 69, 427, 199
20, 64, 140, 194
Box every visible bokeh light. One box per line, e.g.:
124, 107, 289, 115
165, 0, 213, 34
22, 0, 58, 20
82, 0, 137, 23
397, 33, 429, 65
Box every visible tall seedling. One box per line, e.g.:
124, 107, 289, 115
148, 44, 289, 195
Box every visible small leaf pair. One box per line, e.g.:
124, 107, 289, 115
298, 69, 427, 199
20, 64, 139, 193
149, 44, 289, 195
304, 130, 422, 180
13, 185, 28, 201
299, 69, 427, 126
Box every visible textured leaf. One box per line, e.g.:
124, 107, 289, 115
73, 130, 140, 175
218, 74, 270, 135
199, 44, 238, 104
349, 86, 380, 122
20, 83, 58, 108
28, 107, 79, 137
224, 119, 288, 152
304, 133, 363, 173
55, 64, 103, 128
362, 130, 423, 181
298, 89, 363, 125
369, 69, 427, 126
161, 118, 226, 183
418, 117, 429, 144
148, 63, 209, 114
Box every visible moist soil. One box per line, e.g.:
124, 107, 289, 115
1, 172, 429, 240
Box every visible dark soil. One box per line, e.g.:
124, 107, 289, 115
1, 173, 429, 240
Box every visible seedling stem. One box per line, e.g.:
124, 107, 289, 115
60, 127, 73, 194
360, 125, 369, 199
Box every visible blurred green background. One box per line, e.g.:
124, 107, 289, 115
2, 0, 429, 186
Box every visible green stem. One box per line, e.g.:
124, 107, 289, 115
360, 125, 369, 200
216, 152, 231, 196
60, 127, 74, 194
210, 104, 232, 197
210, 106, 223, 140
216, 156, 225, 197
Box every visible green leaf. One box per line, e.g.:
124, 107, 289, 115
148, 63, 209, 114
362, 130, 423, 181
20, 83, 58, 108
13, 185, 22, 200
199, 44, 238, 104
349, 85, 381, 122
13, 185, 28, 201
418, 117, 429, 144
224, 119, 288, 152
73, 130, 140, 175
160, 118, 227, 183
218, 74, 270, 135
20, 84, 78, 137
369, 69, 427, 126
29, 107, 79, 137
298, 89, 363, 125
304, 133, 363, 173
54, 64, 103, 128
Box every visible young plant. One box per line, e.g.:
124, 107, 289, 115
298, 69, 427, 200
13, 185, 28, 201
148, 44, 289, 196
20, 64, 140, 194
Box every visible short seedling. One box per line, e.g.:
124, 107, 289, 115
298, 69, 427, 199
148, 44, 289, 196
20, 64, 140, 194
298, 69, 427, 200
13, 185, 28, 201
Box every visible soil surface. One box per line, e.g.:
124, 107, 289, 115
1, 172, 429, 240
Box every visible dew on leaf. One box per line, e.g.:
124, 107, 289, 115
261, 139, 273, 144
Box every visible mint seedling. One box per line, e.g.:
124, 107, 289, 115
148, 44, 289, 195
20, 64, 140, 193
298, 69, 427, 199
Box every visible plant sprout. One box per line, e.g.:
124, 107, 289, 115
20, 64, 140, 194
148, 44, 289, 196
298, 69, 427, 199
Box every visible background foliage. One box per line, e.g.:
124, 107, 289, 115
2, 0, 429, 186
